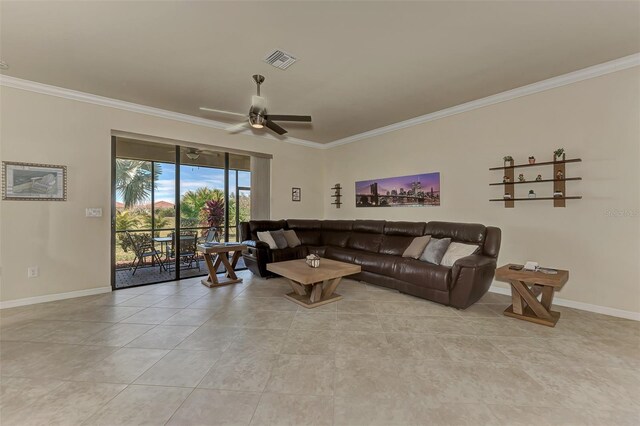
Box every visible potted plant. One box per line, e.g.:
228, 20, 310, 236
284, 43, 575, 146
518, 173, 526, 182
528, 156, 536, 164
528, 190, 536, 199
503, 192, 512, 199
503, 176, 511, 183
553, 189, 564, 198
503, 156, 514, 167
535, 174, 543, 181
554, 148, 565, 162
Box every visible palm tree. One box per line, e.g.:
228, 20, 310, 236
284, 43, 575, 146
115, 160, 161, 208
180, 187, 224, 227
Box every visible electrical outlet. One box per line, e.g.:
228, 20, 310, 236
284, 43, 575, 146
85, 208, 103, 217
27, 266, 39, 278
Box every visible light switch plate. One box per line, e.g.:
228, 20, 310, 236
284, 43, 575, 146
85, 208, 103, 217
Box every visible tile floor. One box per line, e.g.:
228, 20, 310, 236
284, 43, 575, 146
1, 271, 639, 425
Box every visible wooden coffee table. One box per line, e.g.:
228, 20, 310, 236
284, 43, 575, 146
267, 258, 361, 308
198, 243, 247, 288
495, 264, 569, 327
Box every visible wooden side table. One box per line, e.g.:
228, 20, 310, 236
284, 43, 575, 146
197, 243, 247, 288
495, 264, 569, 327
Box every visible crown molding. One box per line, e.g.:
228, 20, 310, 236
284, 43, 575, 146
324, 53, 640, 149
0, 75, 324, 150
2, 53, 638, 151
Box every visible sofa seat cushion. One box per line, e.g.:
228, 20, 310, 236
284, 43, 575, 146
353, 251, 401, 277
306, 246, 327, 258
324, 246, 360, 264
394, 258, 452, 292
271, 246, 308, 263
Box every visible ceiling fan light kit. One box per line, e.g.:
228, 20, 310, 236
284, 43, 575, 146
200, 74, 312, 136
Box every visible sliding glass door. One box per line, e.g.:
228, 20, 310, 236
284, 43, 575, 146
111, 138, 250, 289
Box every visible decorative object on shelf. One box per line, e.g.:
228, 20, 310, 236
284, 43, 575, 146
292, 187, 301, 202
2, 161, 67, 201
503, 156, 514, 167
528, 156, 536, 164
489, 156, 582, 208
554, 148, 565, 162
528, 190, 536, 199
331, 184, 342, 208
355, 172, 440, 207
305, 254, 321, 268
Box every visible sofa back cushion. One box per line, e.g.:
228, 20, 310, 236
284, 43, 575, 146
424, 221, 486, 245
321, 220, 353, 247
346, 221, 385, 253
286, 219, 322, 246
379, 235, 414, 256
384, 221, 427, 237
249, 220, 287, 240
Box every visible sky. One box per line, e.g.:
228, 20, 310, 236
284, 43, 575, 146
355, 172, 440, 195
116, 163, 250, 204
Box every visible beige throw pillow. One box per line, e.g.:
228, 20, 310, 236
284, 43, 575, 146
283, 230, 302, 248
402, 235, 431, 259
257, 231, 278, 249
440, 242, 479, 267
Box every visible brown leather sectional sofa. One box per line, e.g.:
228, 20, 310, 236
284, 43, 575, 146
239, 219, 501, 309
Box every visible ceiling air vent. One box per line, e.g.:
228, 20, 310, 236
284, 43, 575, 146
263, 49, 297, 70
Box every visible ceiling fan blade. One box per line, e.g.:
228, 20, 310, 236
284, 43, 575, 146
200, 107, 247, 118
265, 120, 287, 135
226, 122, 250, 134
265, 114, 312, 122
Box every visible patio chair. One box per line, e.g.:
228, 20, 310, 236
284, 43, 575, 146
125, 231, 166, 275
169, 230, 201, 270
199, 227, 220, 244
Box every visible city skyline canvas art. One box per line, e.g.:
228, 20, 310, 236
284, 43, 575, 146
355, 172, 440, 207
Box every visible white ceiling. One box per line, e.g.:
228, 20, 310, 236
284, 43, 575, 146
1, 1, 639, 143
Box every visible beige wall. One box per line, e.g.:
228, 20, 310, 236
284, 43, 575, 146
2, 68, 639, 315
324, 67, 640, 314
0, 87, 324, 303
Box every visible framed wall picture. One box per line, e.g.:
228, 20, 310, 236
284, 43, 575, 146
2, 161, 67, 201
355, 172, 440, 207
292, 187, 301, 202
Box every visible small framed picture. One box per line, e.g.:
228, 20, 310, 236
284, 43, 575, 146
2, 161, 67, 201
292, 187, 301, 202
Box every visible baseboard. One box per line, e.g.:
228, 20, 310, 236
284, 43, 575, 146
489, 285, 640, 321
0, 287, 112, 309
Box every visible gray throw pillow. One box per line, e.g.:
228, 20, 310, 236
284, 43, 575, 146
283, 229, 302, 248
419, 238, 452, 265
402, 235, 431, 259
270, 229, 289, 249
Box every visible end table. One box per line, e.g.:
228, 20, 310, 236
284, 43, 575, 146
495, 264, 569, 327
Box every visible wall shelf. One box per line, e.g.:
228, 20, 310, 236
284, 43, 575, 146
490, 156, 582, 208
489, 177, 582, 186
489, 158, 582, 170
490, 196, 582, 202
331, 184, 342, 208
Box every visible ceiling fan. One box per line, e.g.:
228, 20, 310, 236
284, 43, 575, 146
200, 74, 312, 136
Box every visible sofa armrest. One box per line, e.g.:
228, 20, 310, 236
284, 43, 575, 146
449, 255, 497, 309
243, 240, 271, 250
453, 254, 495, 269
